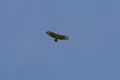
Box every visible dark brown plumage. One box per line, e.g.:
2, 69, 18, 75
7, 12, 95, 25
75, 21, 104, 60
46, 31, 69, 42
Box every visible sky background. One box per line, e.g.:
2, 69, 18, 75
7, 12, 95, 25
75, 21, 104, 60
0, 0, 120, 80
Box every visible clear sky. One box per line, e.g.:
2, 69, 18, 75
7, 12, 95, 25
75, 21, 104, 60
0, 0, 120, 80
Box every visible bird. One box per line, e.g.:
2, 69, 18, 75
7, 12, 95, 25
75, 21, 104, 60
46, 31, 69, 42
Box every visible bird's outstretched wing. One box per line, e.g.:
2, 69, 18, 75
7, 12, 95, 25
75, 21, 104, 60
46, 31, 58, 38
57, 35, 69, 40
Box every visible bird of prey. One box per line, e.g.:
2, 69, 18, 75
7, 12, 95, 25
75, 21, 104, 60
46, 31, 69, 42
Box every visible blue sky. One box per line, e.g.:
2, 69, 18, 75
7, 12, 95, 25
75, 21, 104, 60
0, 0, 120, 80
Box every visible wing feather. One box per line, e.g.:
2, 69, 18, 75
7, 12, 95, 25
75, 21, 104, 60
46, 31, 58, 38
57, 35, 69, 40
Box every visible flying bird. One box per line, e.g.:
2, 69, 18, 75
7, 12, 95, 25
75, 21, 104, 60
46, 31, 69, 42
